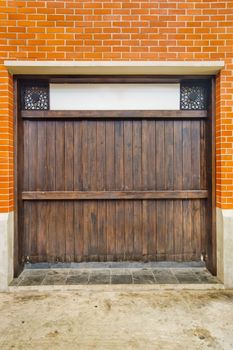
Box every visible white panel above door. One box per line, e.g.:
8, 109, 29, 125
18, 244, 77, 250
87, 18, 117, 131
50, 83, 180, 110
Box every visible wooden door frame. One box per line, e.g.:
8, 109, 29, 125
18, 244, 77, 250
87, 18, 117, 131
13, 75, 216, 275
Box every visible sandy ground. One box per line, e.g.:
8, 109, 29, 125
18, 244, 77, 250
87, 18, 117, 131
0, 289, 233, 350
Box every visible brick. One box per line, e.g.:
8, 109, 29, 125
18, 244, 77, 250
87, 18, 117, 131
0, 1, 232, 210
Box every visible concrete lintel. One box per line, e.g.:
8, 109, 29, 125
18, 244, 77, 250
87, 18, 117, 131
4, 60, 224, 75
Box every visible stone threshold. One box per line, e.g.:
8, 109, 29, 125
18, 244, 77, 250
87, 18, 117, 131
9, 264, 221, 291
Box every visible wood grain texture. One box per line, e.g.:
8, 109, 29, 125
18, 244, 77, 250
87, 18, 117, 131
19, 109, 211, 263
22, 190, 208, 200
21, 110, 207, 120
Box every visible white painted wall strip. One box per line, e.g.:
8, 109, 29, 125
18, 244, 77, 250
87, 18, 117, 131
50, 83, 180, 110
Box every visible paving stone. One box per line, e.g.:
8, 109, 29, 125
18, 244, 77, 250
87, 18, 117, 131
89, 272, 110, 284
152, 269, 179, 284
18, 275, 45, 286
66, 273, 89, 285
21, 269, 48, 277
172, 269, 201, 284
192, 270, 220, 284
132, 273, 155, 284
42, 274, 67, 286
111, 274, 133, 284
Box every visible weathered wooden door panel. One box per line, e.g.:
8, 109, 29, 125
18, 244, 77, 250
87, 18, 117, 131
22, 199, 207, 262
20, 112, 210, 263
23, 119, 207, 192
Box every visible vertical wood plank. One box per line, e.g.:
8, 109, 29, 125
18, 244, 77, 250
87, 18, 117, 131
83, 201, 89, 258
124, 121, 133, 257
65, 121, 74, 191
156, 121, 165, 259
74, 121, 83, 191
82, 121, 88, 191
23, 121, 29, 191
173, 200, 183, 260
27, 121, 38, 191
182, 121, 192, 255
191, 120, 201, 190
27, 122, 38, 258
87, 122, 98, 257
47, 201, 56, 262
165, 200, 174, 259
37, 201, 47, 261
192, 199, 201, 258
165, 122, 174, 257
156, 121, 165, 190
115, 121, 125, 258
65, 121, 74, 260
55, 122, 65, 261
55, 121, 65, 191
115, 200, 125, 259
115, 121, 124, 190
182, 199, 192, 258
200, 120, 207, 190
173, 121, 183, 258
191, 121, 201, 258
89, 202, 98, 259
46, 122, 56, 260
74, 122, 84, 259
37, 121, 47, 190
132, 122, 142, 258
23, 201, 31, 260
56, 201, 66, 261
29, 202, 38, 259
46, 122, 56, 191
106, 201, 116, 259
36, 122, 47, 261
97, 200, 106, 259
156, 200, 166, 260
106, 121, 115, 258
96, 121, 106, 191
147, 201, 157, 259
132, 121, 142, 190
133, 200, 142, 258
96, 122, 106, 259
74, 201, 84, 261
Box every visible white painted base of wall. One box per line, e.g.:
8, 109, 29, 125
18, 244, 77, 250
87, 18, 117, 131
0, 212, 14, 291
217, 208, 233, 287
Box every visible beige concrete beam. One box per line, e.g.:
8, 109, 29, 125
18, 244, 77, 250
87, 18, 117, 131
4, 60, 224, 75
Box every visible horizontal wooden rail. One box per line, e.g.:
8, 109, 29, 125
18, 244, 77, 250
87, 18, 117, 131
21, 110, 207, 120
22, 190, 208, 200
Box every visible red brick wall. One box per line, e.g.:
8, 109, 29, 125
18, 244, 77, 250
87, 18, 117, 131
0, 0, 233, 211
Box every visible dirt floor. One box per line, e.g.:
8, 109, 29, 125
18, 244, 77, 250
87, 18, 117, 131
0, 289, 233, 350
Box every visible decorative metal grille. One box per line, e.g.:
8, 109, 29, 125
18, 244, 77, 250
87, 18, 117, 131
22, 84, 49, 110
180, 82, 208, 110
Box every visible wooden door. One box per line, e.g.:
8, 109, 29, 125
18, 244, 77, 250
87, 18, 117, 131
15, 77, 215, 269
